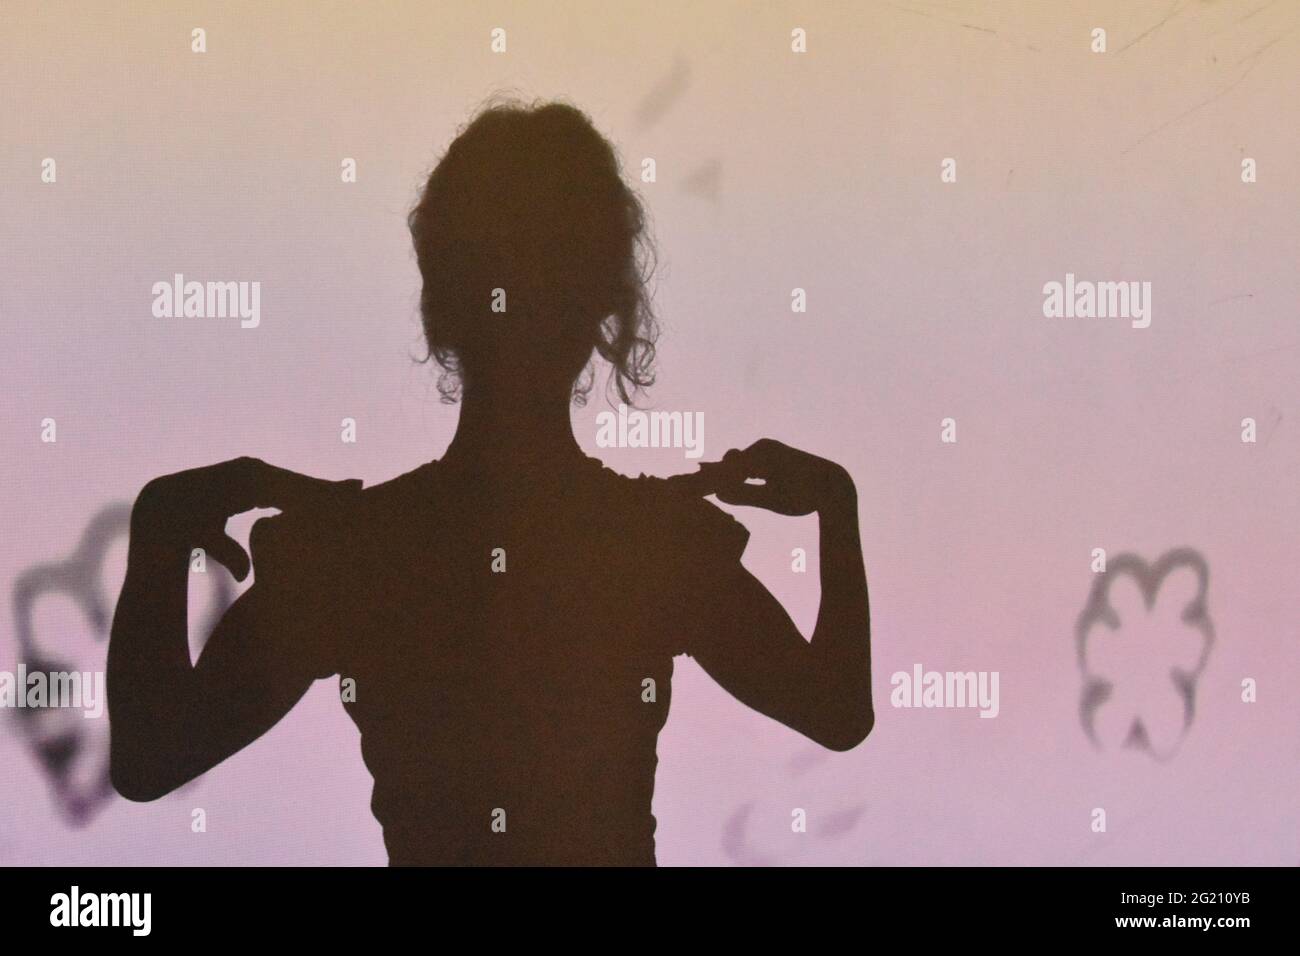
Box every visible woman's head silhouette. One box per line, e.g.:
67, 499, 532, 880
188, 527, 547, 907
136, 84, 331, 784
410, 97, 658, 406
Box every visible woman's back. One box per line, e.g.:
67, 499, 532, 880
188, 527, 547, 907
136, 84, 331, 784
261, 455, 748, 865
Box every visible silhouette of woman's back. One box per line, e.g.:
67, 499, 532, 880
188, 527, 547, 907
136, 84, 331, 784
108, 99, 873, 866
261, 455, 748, 864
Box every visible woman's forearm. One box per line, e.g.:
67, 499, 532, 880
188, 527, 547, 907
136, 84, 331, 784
810, 472, 874, 727
107, 523, 197, 789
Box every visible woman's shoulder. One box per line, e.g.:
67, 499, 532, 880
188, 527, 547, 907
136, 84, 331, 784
598, 466, 752, 562
254, 458, 750, 554
249, 461, 436, 555
348, 460, 439, 512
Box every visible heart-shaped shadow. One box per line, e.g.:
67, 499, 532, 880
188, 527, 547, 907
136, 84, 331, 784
1075, 548, 1213, 762
10, 502, 233, 825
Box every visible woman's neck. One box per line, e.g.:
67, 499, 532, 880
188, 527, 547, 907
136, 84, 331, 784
441, 383, 586, 470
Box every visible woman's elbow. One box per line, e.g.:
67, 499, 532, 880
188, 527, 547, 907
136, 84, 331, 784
110, 744, 180, 802
811, 668, 874, 751
818, 707, 874, 752
111, 770, 170, 803
806, 683, 874, 751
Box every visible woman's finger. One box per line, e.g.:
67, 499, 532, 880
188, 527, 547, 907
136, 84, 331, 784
202, 531, 252, 582
723, 439, 790, 480
714, 479, 779, 510
663, 468, 720, 496
224, 457, 361, 512
667, 457, 748, 496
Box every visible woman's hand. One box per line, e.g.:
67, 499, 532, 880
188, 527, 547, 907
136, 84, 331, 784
691, 438, 855, 516
130, 456, 361, 581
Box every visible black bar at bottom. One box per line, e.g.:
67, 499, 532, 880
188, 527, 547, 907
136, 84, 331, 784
0, 866, 1286, 941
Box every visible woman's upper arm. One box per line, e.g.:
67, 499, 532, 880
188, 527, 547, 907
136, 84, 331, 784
156, 512, 348, 790
670, 497, 869, 751
682, 559, 832, 737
